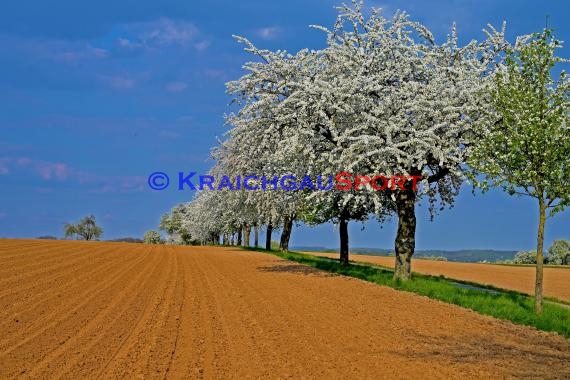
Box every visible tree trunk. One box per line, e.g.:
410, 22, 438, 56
222, 234, 227, 245
265, 222, 273, 251
339, 217, 349, 265
237, 228, 242, 246
535, 198, 546, 314
254, 223, 259, 248
393, 183, 417, 281
279, 215, 294, 252
229, 235, 234, 246
244, 224, 251, 247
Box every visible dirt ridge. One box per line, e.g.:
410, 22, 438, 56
1, 240, 569, 379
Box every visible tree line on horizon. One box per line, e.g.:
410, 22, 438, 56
158, 1, 569, 314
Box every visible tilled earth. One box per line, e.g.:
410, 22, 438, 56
1, 239, 569, 379
309, 252, 570, 302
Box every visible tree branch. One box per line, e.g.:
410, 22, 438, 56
427, 167, 450, 183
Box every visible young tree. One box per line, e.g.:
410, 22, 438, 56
469, 29, 570, 313
512, 250, 537, 264
63, 215, 103, 240
547, 239, 570, 265
160, 203, 195, 245
143, 230, 163, 244
180, 190, 224, 245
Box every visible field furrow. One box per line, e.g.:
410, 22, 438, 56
0, 239, 569, 379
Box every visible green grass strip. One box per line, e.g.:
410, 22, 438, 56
245, 247, 570, 338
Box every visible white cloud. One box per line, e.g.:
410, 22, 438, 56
100, 72, 150, 90
17, 157, 32, 166
257, 26, 280, 40
159, 130, 181, 139
1, 156, 70, 181
203, 69, 226, 80
54, 45, 109, 64
36, 162, 70, 180
108, 76, 136, 89
176, 115, 193, 124
165, 81, 187, 93
0, 156, 12, 174
115, 37, 143, 50
12, 17, 207, 64
193, 40, 211, 51
15, 36, 110, 64
0, 156, 145, 193
126, 18, 201, 48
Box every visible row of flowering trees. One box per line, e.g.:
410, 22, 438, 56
161, 2, 569, 313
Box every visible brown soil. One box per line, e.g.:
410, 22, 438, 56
309, 252, 570, 302
1, 239, 569, 379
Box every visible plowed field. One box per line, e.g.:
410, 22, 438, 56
1, 239, 569, 379
309, 252, 570, 302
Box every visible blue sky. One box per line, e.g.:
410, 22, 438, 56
0, 0, 569, 250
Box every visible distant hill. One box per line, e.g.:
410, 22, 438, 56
292, 246, 330, 252
292, 246, 518, 263
107, 237, 143, 243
